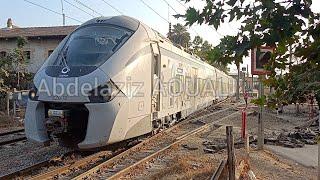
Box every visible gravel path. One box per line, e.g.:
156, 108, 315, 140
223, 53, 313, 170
0, 141, 70, 177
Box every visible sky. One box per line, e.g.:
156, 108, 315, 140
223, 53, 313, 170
1, 0, 320, 73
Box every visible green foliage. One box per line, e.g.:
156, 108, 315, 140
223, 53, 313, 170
168, 23, 191, 48
250, 95, 266, 106
183, 0, 320, 106
190, 35, 228, 72
0, 36, 31, 91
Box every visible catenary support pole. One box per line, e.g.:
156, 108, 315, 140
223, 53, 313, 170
258, 75, 264, 150
236, 64, 240, 101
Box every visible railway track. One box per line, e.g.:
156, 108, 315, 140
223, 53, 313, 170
73, 106, 239, 179
0, 150, 77, 179
0, 129, 24, 137
2, 99, 236, 179
26, 100, 237, 179
0, 128, 27, 146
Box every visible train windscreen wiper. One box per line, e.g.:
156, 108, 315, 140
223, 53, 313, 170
59, 46, 69, 67
112, 33, 129, 52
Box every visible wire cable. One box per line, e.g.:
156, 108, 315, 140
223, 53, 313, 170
161, 0, 179, 14
160, 0, 200, 37
73, 0, 104, 16
170, 0, 225, 37
63, 0, 95, 17
100, 0, 123, 15
23, 0, 83, 23
175, 0, 187, 9
138, 0, 169, 23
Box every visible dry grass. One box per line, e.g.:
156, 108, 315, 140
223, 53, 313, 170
148, 153, 218, 180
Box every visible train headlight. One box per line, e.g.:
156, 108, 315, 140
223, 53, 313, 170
28, 86, 39, 101
89, 81, 121, 103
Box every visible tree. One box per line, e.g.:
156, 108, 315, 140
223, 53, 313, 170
190, 36, 228, 72
0, 36, 30, 91
168, 23, 191, 49
191, 35, 203, 53
182, 0, 320, 108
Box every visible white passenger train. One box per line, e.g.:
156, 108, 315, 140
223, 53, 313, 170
25, 16, 236, 150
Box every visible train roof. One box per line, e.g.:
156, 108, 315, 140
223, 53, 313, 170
81, 16, 140, 31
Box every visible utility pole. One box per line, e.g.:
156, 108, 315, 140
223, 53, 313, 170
236, 63, 240, 101
242, 71, 245, 93
246, 64, 249, 91
258, 75, 264, 150
168, 22, 172, 39
61, 0, 66, 26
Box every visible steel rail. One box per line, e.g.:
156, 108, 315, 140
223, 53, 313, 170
0, 150, 76, 179
29, 98, 232, 179
30, 150, 113, 180
0, 160, 51, 179
106, 111, 239, 180
0, 136, 27, 146
0, 129, 24, 137
73, 102, 239, 179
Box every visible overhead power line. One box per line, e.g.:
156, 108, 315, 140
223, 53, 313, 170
168, 0, 224, 37
161, 0, 179, 15
175, 0, 187, 9
160, 0, 200, 37
64, 0, 95, 17
23, 0, 83, 23
73, 0, 104, 16
100, 0, 123, 15
139, 0, 169, 23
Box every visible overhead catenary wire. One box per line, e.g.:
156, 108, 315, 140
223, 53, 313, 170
23, 0, 83, 23
160, 0, 200, 37
63, 0, 95, 17
161, 0, 179, 15
100, 0, 123, 15
73, 0, 104, 16
170, 0, 225, 37
138, 0, 169, 23
175, 0, 187, 9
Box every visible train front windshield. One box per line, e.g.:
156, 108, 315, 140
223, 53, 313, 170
47, 25, 133, 67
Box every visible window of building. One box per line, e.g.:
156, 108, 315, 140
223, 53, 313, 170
0, 51, 6, 58
23, 51, 31, 60
48, 50, 54, 57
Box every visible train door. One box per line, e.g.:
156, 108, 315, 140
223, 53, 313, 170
151, 42, 161, 114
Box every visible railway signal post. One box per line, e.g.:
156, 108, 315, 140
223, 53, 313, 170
251, 46, 273, 150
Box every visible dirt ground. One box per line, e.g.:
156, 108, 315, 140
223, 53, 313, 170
129, 104, 317, 180
0, 103, 317, 179
0, 113, 23, 131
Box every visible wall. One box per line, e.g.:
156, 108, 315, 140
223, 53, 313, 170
0, 38, 62, 73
